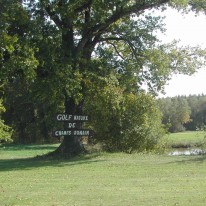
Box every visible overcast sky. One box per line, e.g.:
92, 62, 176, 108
157, 8, 206, 97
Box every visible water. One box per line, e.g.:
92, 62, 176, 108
169, 148, 206, 156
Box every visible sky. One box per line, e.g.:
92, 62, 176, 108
157, 8, 206, 97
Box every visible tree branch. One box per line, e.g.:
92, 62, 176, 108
40, 0, 63, 28
74, 0, 93, 13
76, 0, 169, 53
107, 41, 125, 60
92, 0, 169, 34
99, 37, 125, 42
98, 36, 142, 62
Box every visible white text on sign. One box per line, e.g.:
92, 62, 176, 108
54, 130, 91, 136
56, 114, 89, 121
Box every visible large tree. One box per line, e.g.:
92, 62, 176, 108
0, 0, 39, 143
3, 0, 206, 155
0, 0, 39, 142
32, 0, 206, 155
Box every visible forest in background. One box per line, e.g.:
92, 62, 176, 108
158, 94, 206, 133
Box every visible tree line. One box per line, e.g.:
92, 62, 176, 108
1, 0, 206, 155
158, 94, 206, 133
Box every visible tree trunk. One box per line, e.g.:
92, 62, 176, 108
51, 25, 86, 157
54, 95, 85, 157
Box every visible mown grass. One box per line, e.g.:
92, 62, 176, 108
165, 131, 206, 148
1, 143, 206, 206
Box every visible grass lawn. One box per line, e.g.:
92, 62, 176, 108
165, 131, 206, 148
0, 143, 206, 206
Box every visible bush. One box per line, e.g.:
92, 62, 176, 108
85, 81, 166, 153
120, 93, 166, 153
0, 100, 12, 143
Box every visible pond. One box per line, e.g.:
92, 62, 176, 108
169, 148, 206, 156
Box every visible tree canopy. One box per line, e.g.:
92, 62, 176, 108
25, 0, 206, 94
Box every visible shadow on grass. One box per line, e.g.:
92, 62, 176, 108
0, 144, 60, 151
168, 154, 206, 164
181, 154, 206, 163
0, 153, 104, 172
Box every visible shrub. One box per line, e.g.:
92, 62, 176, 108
0, 100, 13, 143
85, 82, 165, 153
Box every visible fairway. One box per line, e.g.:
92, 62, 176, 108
0, 144, 206, 206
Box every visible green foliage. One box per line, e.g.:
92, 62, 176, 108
158, 96, 191, 132
186, 95, 206, 130
84, 74, 124, 150
0, 99, 12, 143
0, 0, 38, 81
159, 95, 206, 133
120, 93, 166, 152
2, 0, 206, 153
141, 41, 206, 94
169, 0, 206, 12
85, 78, 165, 152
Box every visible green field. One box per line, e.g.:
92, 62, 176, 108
1, 142, 206, 206
166, 131, 206, 148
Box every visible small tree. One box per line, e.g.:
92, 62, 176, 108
85, 76, 165, 153
120, 93, 165, 153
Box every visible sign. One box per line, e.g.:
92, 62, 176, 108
53, 113, 92, 141
56, 114, 89, 122
68, 122, 76, 128
53, 129, 92, 137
